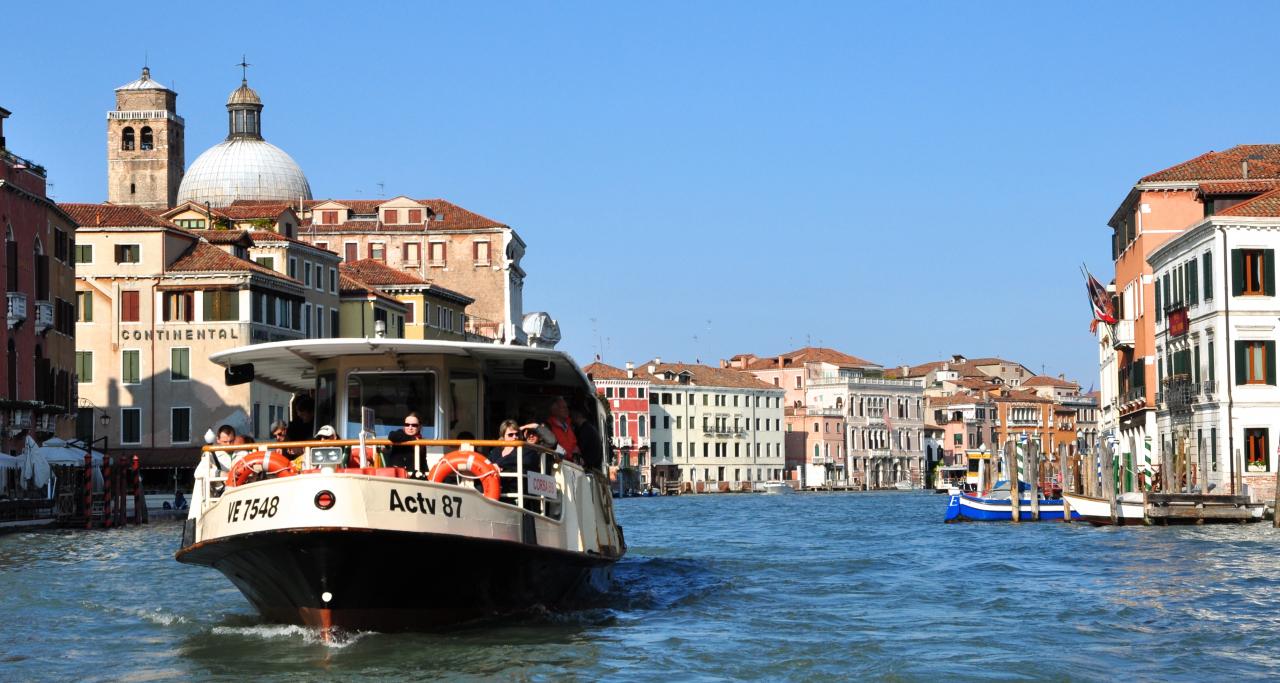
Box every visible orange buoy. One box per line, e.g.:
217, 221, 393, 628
226, 450, 293, 487
427, 450, 501, 500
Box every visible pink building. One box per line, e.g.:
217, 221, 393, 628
582, 361, 655, 487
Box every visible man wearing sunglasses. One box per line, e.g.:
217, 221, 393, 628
385, 412, 425, 472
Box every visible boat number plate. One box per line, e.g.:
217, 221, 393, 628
227, 496, 280, 523
389, 489, 463, 518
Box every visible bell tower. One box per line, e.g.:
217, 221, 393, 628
106, 67, 185, 209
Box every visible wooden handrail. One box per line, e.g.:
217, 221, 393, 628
200, 438, 559, 456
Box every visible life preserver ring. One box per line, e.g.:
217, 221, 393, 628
428, 450, 501, 500
226, 450, 293, 487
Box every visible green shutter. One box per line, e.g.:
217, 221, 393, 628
1266, 249, 1276, 296
1233, 249, 1245, 295
1203, 251, 1214, 300
1209, 341, 1216, 381
1155, 279, 1163, 321
1182, 258, 1192, 304
1194, 345, 1201, 384
1269, 341, 1277, 385
1236, 340, 1248, 385
1164, 273, 1172, 307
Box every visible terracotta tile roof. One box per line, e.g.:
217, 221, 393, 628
168, 243, 296, 284
583, 362, 636, 381
338, 273, 372, 295
219, 203, 294, 220
1022, 375, 1080, 388
928, 393, 993, 407
246, 230, 337, 254
340, 259, 427, 286
647, 362, 779, 390
1141, 145, 1280, 183
1198, 180, 1280, 196
994, 389, 1051, 403
194, 229, 252, 245
262, 198, 509, 232
1216, 187, 1280, 217
60, 203, 181, 230
952, 377, 1000, 391
742, 346, 879, 371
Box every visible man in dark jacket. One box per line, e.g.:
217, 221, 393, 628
285, 395, 315, 443
569, 407, 604, 472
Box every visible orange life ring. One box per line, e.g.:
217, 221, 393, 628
428, 450, 501, 500
226, 450, 293, 487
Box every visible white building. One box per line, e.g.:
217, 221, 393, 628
1149, 192, 1280, 501
806, 369, 926, 488
641, 361, 786, 487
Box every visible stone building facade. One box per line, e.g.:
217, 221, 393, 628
106, 68, 184, 210
1, 106, 78, 451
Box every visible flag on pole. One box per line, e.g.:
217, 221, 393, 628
1082, 264, 1117, 333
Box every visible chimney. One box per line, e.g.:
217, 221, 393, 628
1058, 373, 1066, 381
1243, 159, 1250, 179
900, 365, 909, 376
942, 362, 949, 372
625, 361, 634, 379
0, 106, 7, 149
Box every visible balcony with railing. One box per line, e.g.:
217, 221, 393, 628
34, 300, 53, 334
1202, 380, 1217, 399
1112, 319, 1135, 348
6, 291, 27, 329
463, 314, 501, 342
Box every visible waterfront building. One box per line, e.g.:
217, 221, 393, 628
582, 361, 656, 487
0, 106, 77, 452
65, 203, 335, 465
1148, 191, 1280, 500
337, 259, 473, 341
266, 197, 526, 344
161, 201, 302, 237
637, 360, 785, 488
726, 347, 878, 485
1103, 145, 1280, 476
929, 392, 999, 466
805, 365, 926, 489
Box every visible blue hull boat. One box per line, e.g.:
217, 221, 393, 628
944, 492, 1078, 523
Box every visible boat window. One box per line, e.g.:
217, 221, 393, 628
345, 372, 436, 438
315, 371, 337, 431
449, 371, 480, 440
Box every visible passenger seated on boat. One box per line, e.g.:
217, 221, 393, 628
212, 424, 237, 470
492, 420, 545, 507
384, 412, 422, 471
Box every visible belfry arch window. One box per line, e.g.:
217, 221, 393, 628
140, 127, 154, 151
122, 127, 135, 150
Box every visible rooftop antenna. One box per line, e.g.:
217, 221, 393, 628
377, 181, 385, 197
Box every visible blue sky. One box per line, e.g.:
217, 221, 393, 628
3, 1, 1275, 386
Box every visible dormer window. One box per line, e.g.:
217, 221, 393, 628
384, 209, 398, 224
408, 209, 422, 224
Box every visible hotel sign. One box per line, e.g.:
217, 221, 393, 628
1168, 307, 1188, 338
120, 326, 241, 342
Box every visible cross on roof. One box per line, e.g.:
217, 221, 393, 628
237, 55, 251, 82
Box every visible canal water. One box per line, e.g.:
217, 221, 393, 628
3, 492, 1279, 681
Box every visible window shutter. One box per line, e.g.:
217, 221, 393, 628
1194, 345, 1201, 384
1182, 259, 1192, 305
1266, 249, 1276, 296
1203, 252, 1213, 299
1155, 279, 1162, 321
1236, 340, 1248, 385
1269, 341, 1277, 385
1232, 249, 1245, 295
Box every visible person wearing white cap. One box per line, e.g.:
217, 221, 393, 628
315, 425, 338, 439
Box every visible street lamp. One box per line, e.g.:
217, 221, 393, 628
98, 412, 110, 458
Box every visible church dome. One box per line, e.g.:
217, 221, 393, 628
176, 75, 311, 207
177, 139, 311, 207
227, 80, 261, 106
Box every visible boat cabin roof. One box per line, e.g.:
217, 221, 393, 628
208, 338, 590, 391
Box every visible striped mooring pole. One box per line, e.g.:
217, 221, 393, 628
83, 453, 93, 530
102, 455, 113, 530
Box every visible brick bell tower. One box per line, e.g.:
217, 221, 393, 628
106, 67, 184, 209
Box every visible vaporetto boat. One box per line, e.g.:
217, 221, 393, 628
175, 339, 626, 632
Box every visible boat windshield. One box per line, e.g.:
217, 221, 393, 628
345, 371, 437, 438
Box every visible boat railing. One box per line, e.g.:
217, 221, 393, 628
200, 438, 567, 518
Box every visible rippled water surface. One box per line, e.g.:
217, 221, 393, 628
3, 492, 1280, 681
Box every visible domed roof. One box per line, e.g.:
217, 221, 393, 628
116, 67, 171, 92
177, 139, 311, 207
227, 80, 262, 106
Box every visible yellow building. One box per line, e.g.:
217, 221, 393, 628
337, 260, 473, 340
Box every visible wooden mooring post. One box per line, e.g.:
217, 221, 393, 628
1102, 441, 1118, 525
1006, 441, 1021, 523
1060, 444, 1072, 523
1028, 440, 1041, 521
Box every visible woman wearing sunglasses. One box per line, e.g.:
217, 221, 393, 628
384, 412, 425, 472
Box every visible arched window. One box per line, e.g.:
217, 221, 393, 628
140, 127, 153, 151
122, 127, 135, 150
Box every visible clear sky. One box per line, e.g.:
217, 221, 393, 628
3, 1, 1275, 386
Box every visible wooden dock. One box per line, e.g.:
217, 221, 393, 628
1143, 493, 1259, 524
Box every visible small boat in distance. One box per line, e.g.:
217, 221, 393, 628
893, 480, 914, 491
175, 339, 626, 632
758, 481, 795, 495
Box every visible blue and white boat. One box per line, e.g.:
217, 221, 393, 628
944, 480, 1077, 523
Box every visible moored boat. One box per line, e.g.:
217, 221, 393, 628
1062, 491, 1265, 526
944, 481, 1075, 522
175, 339, 626, 631
758, 481, 795, 495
